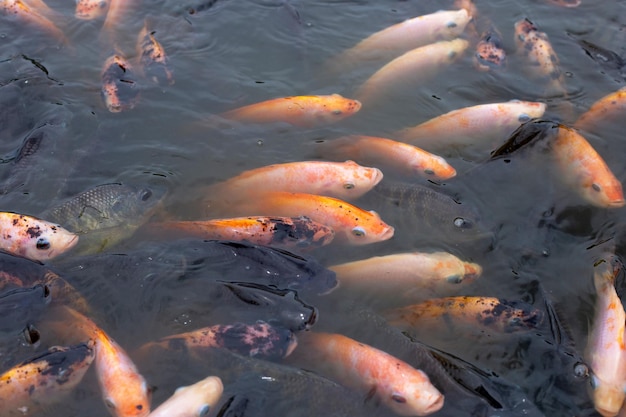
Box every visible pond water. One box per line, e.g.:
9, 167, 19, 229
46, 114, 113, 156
1, 0, 626, 416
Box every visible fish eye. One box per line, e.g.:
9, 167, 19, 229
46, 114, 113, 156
344, 182, 355, 190
198, 404, 211, 416
518, 113, 531, 123
140, 188, 153, 201
453, 217, 472, 229
351, 226, 366, 237
591, 183, 601, 192
104, 398, 117, 409
573, 362, 589, 379
331, 110, 343, 116
36, 238, 50, 250
446, 275, 463, 284
391, 394, 407, 404
99, 0, 107, 8
424, 168, 435, 175
447, 21, 457, 28
448, 51, 457, 59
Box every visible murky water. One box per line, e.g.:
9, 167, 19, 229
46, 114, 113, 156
1, 0, 626, 416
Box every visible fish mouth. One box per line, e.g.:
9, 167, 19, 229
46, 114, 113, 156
422, 393, 445, 415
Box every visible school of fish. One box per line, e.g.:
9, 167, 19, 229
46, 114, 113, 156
0, 0, 624, 417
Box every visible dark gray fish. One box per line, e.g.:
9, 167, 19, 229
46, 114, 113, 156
363, 181, 493, 246
490, 119, 561, 159
0, 283, 51, 334
40, 183, 165, 254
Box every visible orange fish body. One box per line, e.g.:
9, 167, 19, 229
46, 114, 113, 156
210, 160, 383, 201
329, 251, 481, 293
546, 0, 580, 6
574, 87, 626, 135
326, 9, 470, 75
0, 212, 79, 261
317, 135, 456, 181
1, 0, 68, 44
218, 191, 394, 245
0, 343, 96, 416
150, 216, 335, 250
75, 0, 110, 19
148, 376, 224, 417
101, 53, 140, 113
586, 255, 626, 417
220, 94, 362, 128
95, 328, 151, 417
136, 20, 174, 86
396, 101, 547, 151
552, 125, 624, 208
295, 332, 444, 416
355, 39, 468, 105
385, 296, 544, 335
100, 0, 134, 44
514, 18, 566, 96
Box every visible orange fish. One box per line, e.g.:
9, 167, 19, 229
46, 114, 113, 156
149, 216, 335, 250
552, 125, 624, 208
101, 53, 140, 113
395, 101, 547, 153
0, 212, 79, 261
219, 94, 362, 128
354, 39, 468, 105
546, 0, 581, 6
316, 135, 456, 181
329, 251, 481, 294
208, 160, 383, 201
75, 0, 109, 19
60, 307, 151, 417
291, 332, 444, 416
213, 191, 394, 245
136, 19, 174, 86
574, 87, 626, 135
325, 9, 470, 75
586, 255, 626, 417
514, 18, 566, 96
148, 375, 223, 417
1, 0, 68, 44
140, 322, 298, 361
385, 296, 544, 334
100, 0, 135, 45
0, 343, 96, 416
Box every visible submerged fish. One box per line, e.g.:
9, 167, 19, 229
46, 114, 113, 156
217, 191, 394, 245
552, 125, 624, 208
0, 343, 96, 416
385, 296, 544, 335
574, 87, 626, 136
586, 255, 626, 417
316, 135, 456, 181
289, 331, 444, 416
0, 212, 78, 261
395, 101, 547, 155
41, 183, 164, 253
75, 0, 109, 19
207, 160, 383, 202
325, 9, 471, 75
136, 19, 174, 86
148, 216, 335, 251
1, 125, 47, 195
0, 0, 68, 44
139, 321, 298, 361
148, 375, 223, 417
101, 53, 140, 113
219, 94, 362, 128
355, 39, 468, 105
0, 283, 51, 334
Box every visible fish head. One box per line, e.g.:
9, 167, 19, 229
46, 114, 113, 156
345, 211, 394, 245
333, 161, 384, 199
443, 39, 469, 63
75, 0, 110, 20
313, 94, 362, 124
102, 379, 151, 417
171, 376, 224, 416
412, 154, 456, 180
25, 223, 79, 261
590, 376, 626, 417
578, 171, 625, 208
433, 9, 471, 40
514, 18, 537, 42
382, 369, 444, 416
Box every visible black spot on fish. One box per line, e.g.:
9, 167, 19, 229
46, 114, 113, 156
26, 227, 42, 238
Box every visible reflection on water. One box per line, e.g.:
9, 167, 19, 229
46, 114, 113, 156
1, 0, 626, 416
